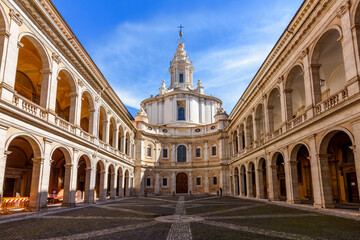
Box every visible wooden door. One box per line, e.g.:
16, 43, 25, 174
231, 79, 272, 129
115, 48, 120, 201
176, 173, 188, 194
347, 173, 360, 203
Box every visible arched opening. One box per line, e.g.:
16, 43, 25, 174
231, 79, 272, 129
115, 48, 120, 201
275, 153, 286, 200
285, 66, 305, 120
76, 155, 92, 203
268, 88, 282, 132
48, 148, 71, 206
177, 145, 187, 162
323, 131, 359, 204
240, 124, 245, 150
258, 158, 267, 199
246, 116, 254, 146
240, 165, 247, 196
4, 136, 42, 211
233, 131, 239, 155
125, 132, 130, 156
15, 36, 50, 107
118, 126, 123, 152
98, 106, 107, 142
311, 29, 346, 103
95, 161, 105, 201
248, 162, 256, 197
80, 91, 94, 134
56, 70, 76, 123
107, 164, 115, 199
234, 167, 240, 195
124, 170, 129, 197
176, 172, 188, 194
296, 145, 313, 202
109, 118, 116, 147
116, 167, 123, 197
255, 104, 265, 141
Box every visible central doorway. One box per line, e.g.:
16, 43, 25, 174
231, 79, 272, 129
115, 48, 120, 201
176, 172, 188, 194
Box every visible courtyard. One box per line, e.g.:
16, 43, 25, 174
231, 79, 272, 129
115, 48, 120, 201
0, 196, 359, 239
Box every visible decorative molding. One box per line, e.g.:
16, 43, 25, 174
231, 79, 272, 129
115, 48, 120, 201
336, 0, 351, 18
9, 9, 23, 26
51, 52, 61, 64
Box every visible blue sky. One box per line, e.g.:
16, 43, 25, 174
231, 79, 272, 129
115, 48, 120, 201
52, 0, 304, 117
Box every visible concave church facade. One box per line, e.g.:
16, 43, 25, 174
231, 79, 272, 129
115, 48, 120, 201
1, 0, 360, 212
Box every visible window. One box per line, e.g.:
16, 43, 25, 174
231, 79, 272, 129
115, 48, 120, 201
177, 145, 187, 162
162, 178, 168, 187
195, 147, 201, 158
178, 107, 185, 120
213, 176, 218, 185
146, 177, 151, 187
163, 148, 168, 158
211, 146, 217, 156
196, 177, 201, 186
179, 73, 184, 83
146, 145, 152, 157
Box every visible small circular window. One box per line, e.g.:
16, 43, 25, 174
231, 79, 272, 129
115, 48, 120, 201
210, 126, 216, 130
148, 126, 153, 130
195, 128, 201, 133
163, 129, 168, 133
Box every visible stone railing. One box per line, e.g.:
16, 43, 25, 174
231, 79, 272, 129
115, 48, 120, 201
269, 128, 282, 140
12, 94, 47, 120
315, 88, 348, 115
55, 116, 75, 134
287, 113, 307, 131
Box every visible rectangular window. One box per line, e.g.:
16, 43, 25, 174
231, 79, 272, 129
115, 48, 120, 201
146, 177, 151, 187
179, 73, 184, 83
196, 177, 201, 186
211, 146, 217, 156
213, 176, 218, 185
196, 148, 201, 158
177, 101, 186, 121
162, 178, 168, 187
147, 146, 152, 158
163, 148, 168, 158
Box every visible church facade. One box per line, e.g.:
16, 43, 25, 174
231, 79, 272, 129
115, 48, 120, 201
1, 0, 360, 212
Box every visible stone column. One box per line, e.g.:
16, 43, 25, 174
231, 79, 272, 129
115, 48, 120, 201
104, 120, 109, 143
301, 50, 314, 119
316, 154, 334, 208
46, 55, 61, 124
84, 167, 94, 204
89, 108, 96, 136
114, 127, 119, 150
268, 164, 279, 201
284, 89, 293, 121
256, 168, 264, 199
188, 143, 192, 164
237, 127, 241, 152
0, 126, 9, 203
243, 121, 248, 147
110, 172, 116, 199
204, 171, 209, 194
350, 121, 360, 205
1, 10, 22, 103
278, 78, 287, 133
252, 111, 258, 142
154, 172, 160, 195
239, 171, 245, 197
263, 97, 270, 138
99, 170, 106, 201
29, 158, 44, 211
338, 4, 359, 96
246, 170, 253, 198
188, 171, 193, 194
62, 163, 75, 207
309, 64, 322, 105
38, 139, 52, 210
117, 171, 123, 198
307, 136, 332, 208
171, 144, 176, 166
286, 160, 300, 204
69, 92, 78, 125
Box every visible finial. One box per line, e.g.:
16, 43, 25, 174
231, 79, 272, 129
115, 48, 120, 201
178, 24, 184, 43
162, 80, 166, 88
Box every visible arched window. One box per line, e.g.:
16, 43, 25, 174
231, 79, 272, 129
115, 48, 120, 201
146, 145, 152, 158
178, 107, 185, 120
177, 145, 187, 162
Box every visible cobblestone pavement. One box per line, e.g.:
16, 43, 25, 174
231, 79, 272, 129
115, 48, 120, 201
0, 196, 360, 239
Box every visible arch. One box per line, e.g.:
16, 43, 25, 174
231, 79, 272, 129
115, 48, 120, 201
270, 152, 286, 201
310, 27, 346, 103
109, 117, 116, 147
177, 145, 187, 162
76, 154, 92, 203
267, 87, 282, 132
319, 129, 359, 204
233, 130, 239, 154
118, 125, 124, 151
55, 68, 78, 123
176, 172, 188, 194
0, 5, 9, 83
255, 104, 265, 141
80, 90, 95, 134
4, 134, 43, 211
15, 33, 51, 107
95, 160, 106, 201
116, 166, 123, 197
290, 143, 313, 202
246, 115, 254, 145
50, 145, 72, 165
285, 65, 306, 120
258, 157, 268, 199
98, 106, 107, 142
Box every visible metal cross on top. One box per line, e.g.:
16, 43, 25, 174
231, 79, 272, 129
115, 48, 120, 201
178, 24, 184, 37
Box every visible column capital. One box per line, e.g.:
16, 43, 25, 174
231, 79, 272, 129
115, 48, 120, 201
32, 157, 44, 164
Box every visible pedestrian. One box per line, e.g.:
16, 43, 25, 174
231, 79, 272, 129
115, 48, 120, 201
220, 187, 223, 197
